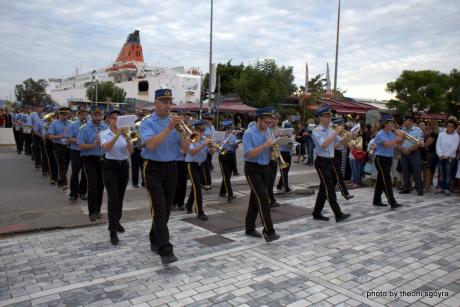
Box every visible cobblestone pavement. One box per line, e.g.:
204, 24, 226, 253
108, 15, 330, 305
1, 188, 459, 307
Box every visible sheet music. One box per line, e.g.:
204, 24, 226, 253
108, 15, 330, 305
116, 115, 137, 128
276, 128, 294, 137
274, 136, 295, 146
211, 131, 225, 143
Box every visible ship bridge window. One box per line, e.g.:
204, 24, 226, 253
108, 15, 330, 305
138, 80, 149, 92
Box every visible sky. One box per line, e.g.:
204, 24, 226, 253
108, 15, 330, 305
0, 0, 459, 102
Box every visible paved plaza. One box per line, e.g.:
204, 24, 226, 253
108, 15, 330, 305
1, 187, 459, 307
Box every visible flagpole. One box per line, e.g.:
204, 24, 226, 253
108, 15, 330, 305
333, 0, 341, 91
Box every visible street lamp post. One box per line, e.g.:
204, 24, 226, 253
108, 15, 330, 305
92, 70, 98, 104
333, 0, 341, 92
208, 0, 214, 112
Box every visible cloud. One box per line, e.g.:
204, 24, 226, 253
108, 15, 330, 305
0, 0, 459, 101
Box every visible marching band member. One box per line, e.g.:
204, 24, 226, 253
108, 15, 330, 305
202, 113, 215, 189
311, 106, 351, 222
42, 111, 57, 185
276, 123, 293, 193
78, 108, 107, 221
28, 104, 46, 172
100, 110, 133, 245
331, 118, 353, 200
218, 120, 238, 202
173, 111, 191, 210
140, 89, 189, 264
130, 118, 144, 189
243, 112, 280, 242
67, 108, 88, 201
12, 108, 24, 154
47, 107, 71, 190
185, 121, 209, 220
267, 115, 282, 207
372, 118, 404, 208
399, 115, 424, 196
22, 107, 33, 156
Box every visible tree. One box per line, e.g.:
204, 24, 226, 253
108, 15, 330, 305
446, 69, 460, 117
86, 81, 127, 102
234, 58, 297, 108
386, 70, 451, 115
15, 78, 51, 106
299, 74, 346, 99
203, 60, 245, 95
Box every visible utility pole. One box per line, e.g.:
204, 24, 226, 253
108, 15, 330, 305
208, 0, 214, 112
333, 0, 341, 91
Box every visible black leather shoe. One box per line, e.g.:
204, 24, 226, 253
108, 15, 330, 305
284, 187, 292, 193
177, 205, 185, 211
80, 194, 87, 200
313, 214, 330, 221
399, 190, 410, 194
265, 233, 280, 243
245, 230, 262, 238
373, 202, 387, 207
219, 193, 226, 197
186, 209, 193, 214
227, 195, 236, 202
270, 202, 281, 208
132, 184, 140, 189
344, 194, 354, 200
418, 191, 424, 196
115, 225, 125, 233
233, 172, 240, 176
68, 195, 78, 202
391, 203, 402, 210
197, 214, 208, 221
335, 213, 351, 223
96, 212, 102, 219
276, 186, 283, 191
161, 254, 178, 265
110, 231, 119, 245
89, 213, 97, 222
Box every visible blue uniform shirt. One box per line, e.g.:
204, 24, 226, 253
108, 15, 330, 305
401, 126, 423, 148
67, 120, 85, 150
77, 121, 107, 156
243, 124, 271, 165
312, 125, 338, 158
221, 132, 237, 153
204, 125, 215, 138
48, 119, 71, 145
100, 129, 129, 161
28, 112, 43, 134
374, 129, 396, 157
185, 139, 208, 163
140, 113, 180, 162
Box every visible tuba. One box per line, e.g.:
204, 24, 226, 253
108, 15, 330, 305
267, 128, 289, 170
169, 111, 198, 143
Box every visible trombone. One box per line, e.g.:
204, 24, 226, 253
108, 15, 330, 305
267, 128, 289, 170
168, 111, 198, 143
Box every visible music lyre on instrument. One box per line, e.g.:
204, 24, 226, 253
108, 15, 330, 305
267, 128, 289, 170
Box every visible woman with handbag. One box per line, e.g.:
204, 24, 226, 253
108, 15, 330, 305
349, 128, 365, 188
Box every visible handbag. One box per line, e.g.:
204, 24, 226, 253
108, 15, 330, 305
351, 148, 366, 161
364, 162, 372, 175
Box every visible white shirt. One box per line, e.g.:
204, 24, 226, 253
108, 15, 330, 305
100, 129, 129, 160
436, 131, 460, 158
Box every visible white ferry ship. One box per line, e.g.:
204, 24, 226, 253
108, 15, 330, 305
46, 30, 202, 106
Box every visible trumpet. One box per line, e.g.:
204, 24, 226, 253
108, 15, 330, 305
267, 129, 289, 170
169, 111, 198, 143
391, 128, 422, 145
331, 124, 354, 139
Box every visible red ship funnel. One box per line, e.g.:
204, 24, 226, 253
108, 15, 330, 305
115, 30, 144, 64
